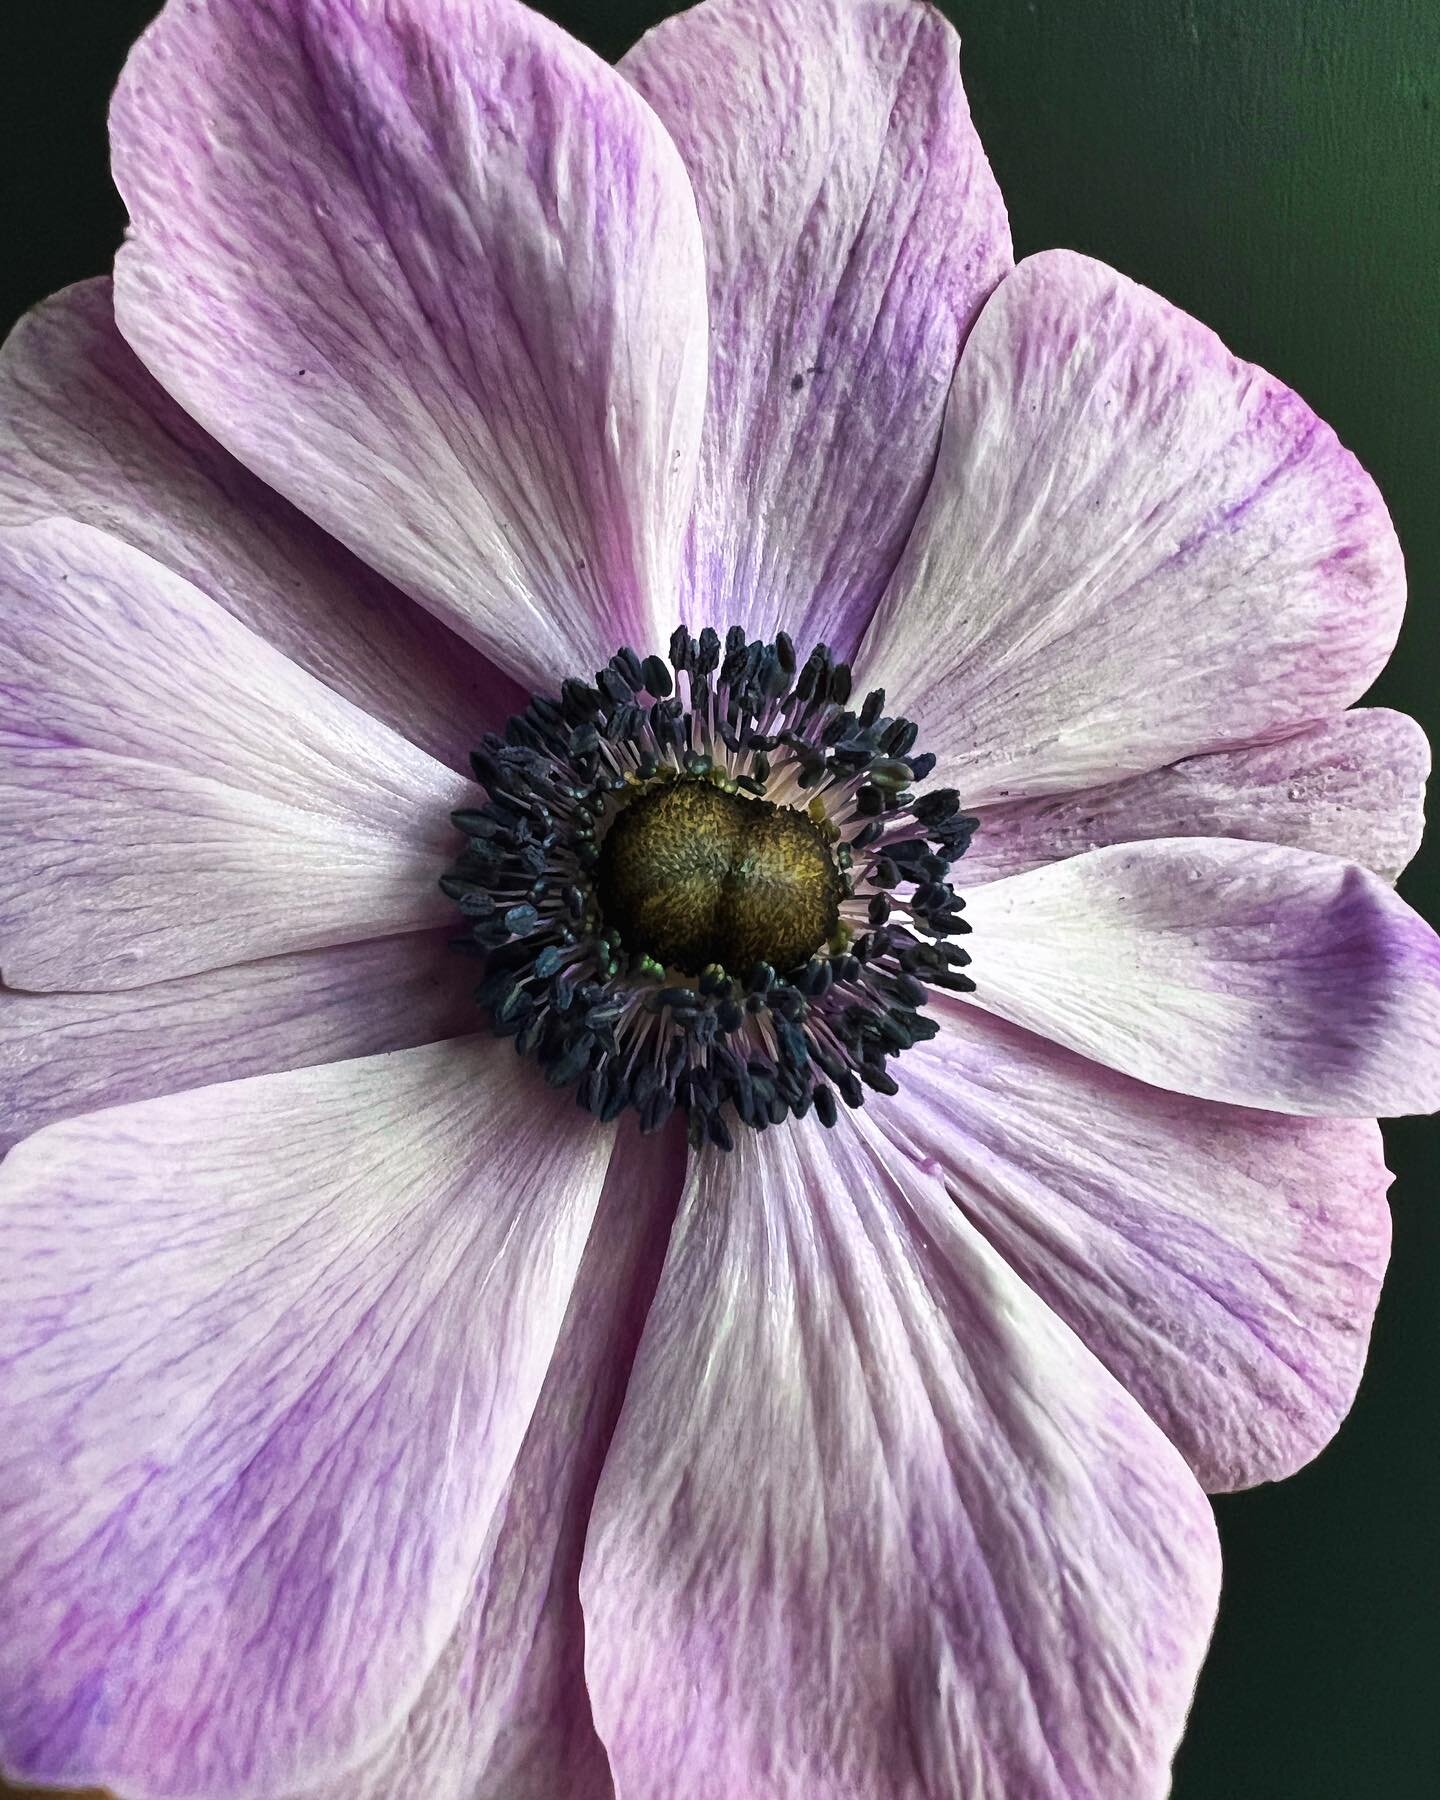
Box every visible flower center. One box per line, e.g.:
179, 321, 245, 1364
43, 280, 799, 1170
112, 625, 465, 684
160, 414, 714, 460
441, 626, 978, 1150
595, 777, 841, 977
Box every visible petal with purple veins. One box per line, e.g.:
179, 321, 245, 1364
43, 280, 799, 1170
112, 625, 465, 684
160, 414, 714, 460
0, 1036, 615, 1799
1, 929, 476, 1156
581, 1113, 1220, 1799
0, 279, 522, 773
860, 250, 1405, 802
0, 518, 469, 992
886, 1004, 1391, 1492
623, 0, 1011, 659
962, 837, 1440, 1116
111, 0, 708, 690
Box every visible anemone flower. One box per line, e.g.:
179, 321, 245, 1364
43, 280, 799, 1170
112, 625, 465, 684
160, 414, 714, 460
1, 1, 1437, 1797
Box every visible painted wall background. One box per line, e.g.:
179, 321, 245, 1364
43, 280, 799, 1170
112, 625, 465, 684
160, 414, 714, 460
0, 1, 1435, 1794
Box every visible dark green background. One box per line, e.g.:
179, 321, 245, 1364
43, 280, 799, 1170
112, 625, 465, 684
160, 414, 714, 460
2, 3, 1435, 1795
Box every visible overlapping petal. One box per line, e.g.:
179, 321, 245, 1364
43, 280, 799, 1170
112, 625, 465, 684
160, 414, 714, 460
963, 837, 1440, 1115
0, 1036, 616, 1799
887, 1005, 1392, 1491
860, 251, 1406, 802
111, 0, 708, 690
0, 518, 468, 991
581, 1113, 1220, 1799
0, 280, 520, 772
1, 930, 472, 1155
961, 709, 1430, 886
623, 0, 1011, 658
287, 1123, 684, 1800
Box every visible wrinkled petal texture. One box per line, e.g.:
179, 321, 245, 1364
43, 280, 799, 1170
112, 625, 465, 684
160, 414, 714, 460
861, 250, 1405, 802
289, 1124, 683, 1800
0, 518, 468, 991
888, 1005, 1391, 1491
962, 710, 1430, 887
112, 0, 708, 689
0, 279, 521, 772
0, 931, 472, 1155
0, 1037, 616, 1799
965, 838, 1440, 1116
623, 0, 1011, 658
582, 1115, 1220, 1800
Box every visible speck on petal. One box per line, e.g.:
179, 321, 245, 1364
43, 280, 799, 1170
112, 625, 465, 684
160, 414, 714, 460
885, 1004, 1392, 1493
0, 278, 523, 774
580, 1111, 1220, 1799
962, 836, 1440, 1117
961, 708, 1431, 888
0, 1036, 616, 1800
622, 0, 1012, 660
0, 517, 469, 992
859, 249, 1407, 804
110, 0, 709, 693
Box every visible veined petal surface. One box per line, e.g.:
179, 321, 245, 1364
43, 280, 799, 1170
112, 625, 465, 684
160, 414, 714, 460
286, 1124, 684, 1800
963, 837, 1440, 1116
0, 279, 520, 772
860, 251, 1405, 802
0, 1037, 615, 1799
0, 518, 468, 991
111, 0, 708, 689
623, 0, 1011, 658
962, 710, 1430, 887
0, 931, 472, 1155
888, 1005, 1392, 1491
582, 1114, 1220, 1799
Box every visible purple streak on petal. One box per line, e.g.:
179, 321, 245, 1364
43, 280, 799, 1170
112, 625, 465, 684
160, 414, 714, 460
0, 1037, 616, 1798
622, 0, 1011, 658
859, 250, 1407, 803
0, 280, 522, 773
964, 836, 1440, 1116
885, 1003, 1391, 1491
110, 0, 708, 691
581, 1112, 1219, 1798
961, 709, 1430, 887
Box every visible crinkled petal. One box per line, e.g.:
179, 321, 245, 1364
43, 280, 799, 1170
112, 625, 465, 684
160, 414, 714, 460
287, 1122, 684, 1800
0, 1036, 615, 1799
860, 251, 1406, 802
581, 1113, 1220, 1799
111, 0, 707, 692
622, 0, 1010, 658
886, 1004, 1391, 1491
0, 280, 520, 772
0, 518, 469, 991
964, 837, 1440, 1116
963, 709, 1430, 886
1, 930, 472, 1156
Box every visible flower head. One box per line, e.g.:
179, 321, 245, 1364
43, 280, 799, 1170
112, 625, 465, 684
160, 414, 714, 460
0, 1, 1436, 1797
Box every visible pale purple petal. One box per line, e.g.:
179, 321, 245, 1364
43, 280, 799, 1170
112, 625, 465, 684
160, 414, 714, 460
622, 0, 1010, 657
964, 838, 1440, 1115
0, 279, 521, 772
0, 518, 469, 991
887, 1004, 1391, 1491
0, 1036, 616, 1799
111, 0, 708, 691
860, 251, 1406, 803
962, 709, 1430, 886
581, 1113, 1219, 1799
1, 930, 473, 1155
288, 1123, 684, 1800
